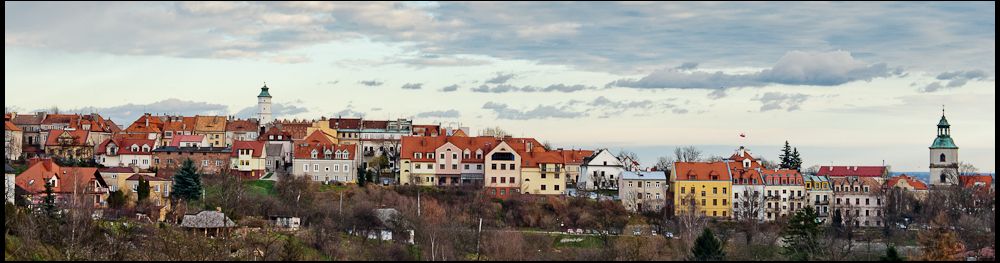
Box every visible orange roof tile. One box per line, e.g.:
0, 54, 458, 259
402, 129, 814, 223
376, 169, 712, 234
194, 116, 227, 132
5, 121, 23, 132
96, 138, 157, 155
44, 129, 91, 146
226, 119, 259, 132
16, 158, 107, 195
674, 162, 732, 181
887, 175, 929, 190
259, 126, 293, 141
231, 141, 266, 157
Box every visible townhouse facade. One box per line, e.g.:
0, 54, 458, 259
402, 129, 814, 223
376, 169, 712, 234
761, 169, 806, 220
579, 149, 624, 190
292, 131, 358, 183
225, 118, 259, 146
194, 116, 228, 148
159, 115, 196, 147
832, 176, 885, 228
260, 127, 294, 174
6, 164, 16, 204
6, 121, 24, 161
152, 146, 232, 175
96, 138, 158, 169
520, 151, 567, 202
124, 174, 173, 207
561, 149, 594, 187
231, 141, 267, 179
729, 148, 767, 221
672, 161, 733, 218
10, 113, 45, 155
619, 171, 668, 212
886, 174, 929, 200
99, 167, 156, 194
804, 174, 833, 222
45, 129, 95, 160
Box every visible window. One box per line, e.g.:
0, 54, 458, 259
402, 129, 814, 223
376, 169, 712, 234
217, 161, 223, 167
555, 174, 560, 179
415, 164, 422, 169
132, 184, 138, 192
440, 164, 445, 170
501, 189, 506, 196
541, 174, 547, 179
701, 199, 706, 206
681, 188, 686, 194
555, 185, 560, 191
713, 187, 718, 194
647, 193, 651, 199
492, 164, 497, 170
723, 188, 728, 194
314, 165, 320, 172
453, 153, 458, 160
510, 177, 514, 184
734, 193, 739, 199
713, 199, 718, 206
637, 193, 642, 199
701, 191, 706, 197
154, 185, 160, 193
656, 193, 661, 199
452, 165, 458, 170
155, 159, 160, 165
629, 181, 634, 187
722, 199, 727, 206
866, 199, 870, 205
492, 177, 497, 183
646, 182, 651, 188
656, 182, 661, 188
303, 164, 309, 172
344, 165, 350, 172
477, 165, 483, 170
440, 154, 445, 160
713, 211, 718, 217
501, 164, 507, 170
464, 164, 470, 170
491, 189, 497, 195
202, 160, 209, 166
541, 185, 547, 191
501, 177, 507, 184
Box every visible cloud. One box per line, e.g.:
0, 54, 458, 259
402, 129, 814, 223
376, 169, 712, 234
707, 89, 728, 100
4, 2, 993, 75
485, 73, 517, 84
470, 83, 593, 93
608, 51, 904, 89
539, 84, 592, 93
268, 54, 311, 64
371, 108, 382, 111
328, 81, 340, 85
234, 103, 309, 119
359, 80, 384, 87
440, 84, 460, 92
88, 99, 230, 123
416, 110, 461, 118
401, 83, 423, 90
482, 102, 587, 120
751, 92, 810, 112
676, 62, 699, 71
921, 69, 990, 92
672, 109, 690, 114
471, 84, 524, 93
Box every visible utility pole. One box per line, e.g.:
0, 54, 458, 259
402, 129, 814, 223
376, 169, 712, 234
477, 217, 483, 261
417, 189, 421, 218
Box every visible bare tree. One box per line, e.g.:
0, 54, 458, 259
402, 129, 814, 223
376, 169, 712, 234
674, 146, 703, 163
675, 191, 707, 240
617, 150, 640, 171
958, 162, 980, 176
479, 126, 513, 138
734, 186, 766, 246
654, 156, 673, 173
804, 165, 821, 175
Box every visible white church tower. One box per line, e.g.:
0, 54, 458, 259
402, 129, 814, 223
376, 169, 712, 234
258, 83, 273, 128
929, 108, 958, 186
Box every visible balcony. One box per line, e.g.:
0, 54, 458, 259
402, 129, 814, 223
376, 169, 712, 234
364, 150, 375, 156
765, 195, 781, 201
814, 200, 830, 205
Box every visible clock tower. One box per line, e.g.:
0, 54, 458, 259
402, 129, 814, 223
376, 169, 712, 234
929, 108, 958, 186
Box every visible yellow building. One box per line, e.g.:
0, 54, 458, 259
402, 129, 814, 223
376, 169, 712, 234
124, 174, 173, 208
519, 151, 566, 202
231, 141, 267, 179
194, 116, 227, 148
306, 119, 340, 144
672, 162, 733, 218
99, 167, 156, 194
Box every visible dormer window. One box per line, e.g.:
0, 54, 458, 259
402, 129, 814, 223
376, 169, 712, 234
278, 135, 283, 140
311, 150, 318, 159
269, 135, 274, 140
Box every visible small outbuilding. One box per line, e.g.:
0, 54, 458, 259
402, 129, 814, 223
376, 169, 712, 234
180, 210, 237, 237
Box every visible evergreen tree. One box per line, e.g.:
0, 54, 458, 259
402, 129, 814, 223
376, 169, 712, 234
356, 167, 368, 186
107, 190, 128, 209
880, 246, 906, 261
691, 228, 726, 261
137, 176, 151, 202
831, 209, 844, 237
41, 181, 59, 220
780, 141, 793, 169
790, 148, 803, 170
783, 206, 824, 261
171, 158, 203, 202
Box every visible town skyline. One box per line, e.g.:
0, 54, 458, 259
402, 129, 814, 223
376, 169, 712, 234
5, 2, 996, 172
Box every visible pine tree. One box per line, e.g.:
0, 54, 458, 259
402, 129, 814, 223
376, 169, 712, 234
880, 246, 906, 261
790, 148, 803, 170
780, 141, 793, 169
171, 158, 203, 202
831, 209, 844, 237
41, 181, 59, 220
137, 176, 151, 202
107, 190, 127, 209
691, 228, 726, 261
783, 206, 824, 261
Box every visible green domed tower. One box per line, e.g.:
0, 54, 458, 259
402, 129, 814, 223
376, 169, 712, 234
929, 108, 958, 186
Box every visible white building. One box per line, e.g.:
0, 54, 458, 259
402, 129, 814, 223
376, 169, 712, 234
293, 131, 358, 183
96, 138, 158, 169
257, 84, 273, 128
5, 164, 16, 204
579, 149, 624, 190
929, 110, 959, 186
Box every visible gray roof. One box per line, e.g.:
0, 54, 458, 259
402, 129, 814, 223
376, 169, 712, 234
180, 211, 236, 229
5, 164, 16, 174
375, 208, 411, 229
620, 171, 667, 180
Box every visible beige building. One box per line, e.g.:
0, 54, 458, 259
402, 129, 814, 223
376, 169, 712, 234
6, 121, 24, 161
194, 116, 227, 148
485, 141, 523, 198
619, 171, 668, 212
99, 167, 156, 194
124, 174, 173, 208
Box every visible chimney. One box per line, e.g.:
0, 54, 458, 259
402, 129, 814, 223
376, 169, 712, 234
29, 157, 41, 167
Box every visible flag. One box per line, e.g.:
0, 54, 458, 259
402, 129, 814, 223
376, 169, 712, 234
740, 133, 746, 138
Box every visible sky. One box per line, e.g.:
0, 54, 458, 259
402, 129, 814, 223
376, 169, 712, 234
4, 1, 996, 173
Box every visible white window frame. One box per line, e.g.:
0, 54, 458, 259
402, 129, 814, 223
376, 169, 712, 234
303, 164, 309, 173
314, 164, 320, 172
154, 185, 160, 193
343, 164, 349, 172
202, 160, 209, 166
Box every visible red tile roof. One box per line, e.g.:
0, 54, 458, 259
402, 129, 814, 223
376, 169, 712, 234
162, 117, 196, 134
11, 114, 44, 125
16, 158, 106, 194
959, 175, 994, 190
100, 167, 152, 174
329, 118, 362, 130
226, 119, 259, 132
125, 174, 171, 182
816, 166, 887, 178
45, 129, 91, 146
887, 175, 929, 190
96, 138, 157, 155
231, 141, 266, 158
362, 120, 389, 130
562, 150, 595, 164
169, 135, 206, 147
259, 126, 293, 141
761, 169, 804, 185
5, 121, 23, 132
520, 151, 564, 168
40, 114, 76, 126
412, 125, 440, 136
674, 162, 732, 181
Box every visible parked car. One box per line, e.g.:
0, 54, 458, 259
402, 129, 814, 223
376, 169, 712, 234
652, 230, 657, 236
576, 229, 584, 235
665, 232, 675, 238
567, 229, 575, 235
633, 230, 642, 236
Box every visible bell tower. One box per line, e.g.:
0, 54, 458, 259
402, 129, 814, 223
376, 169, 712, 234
929, 107, 958, 186
258, 83, 273, 128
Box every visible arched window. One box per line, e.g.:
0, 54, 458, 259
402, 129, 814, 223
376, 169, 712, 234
940, 173, 947, 183
940, 153, 946, 163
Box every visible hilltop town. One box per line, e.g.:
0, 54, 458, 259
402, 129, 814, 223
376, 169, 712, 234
5, 85, 995, 261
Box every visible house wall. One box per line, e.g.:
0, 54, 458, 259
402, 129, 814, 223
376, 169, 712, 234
620, 178, 668, 212
126, 180, 173, 206
435, 143, 462, 185
294, 159, 356, 183
579, 150, 624, 190
152, 151, 231, 175
5, 173, 14, 204
673, 180, 732, 218
6, 130, 23, 161
763, 185, 807, 220
484, 143, 522, 198
521, 164, 566, 197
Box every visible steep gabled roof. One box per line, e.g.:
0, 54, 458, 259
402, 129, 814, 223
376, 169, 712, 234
259, 126, 294, 141
96, 138, 157, 155
194, 116, 227, 132
231, 141, 266, 157
180, 211, 236, 229
226, 119, 259, 132
16, 159, 107, 194
887, 175, 928, 190
11, 114, 44, 125
45, 129, 91, 146
169, 135, 207, 147
5, 121, 23, 132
